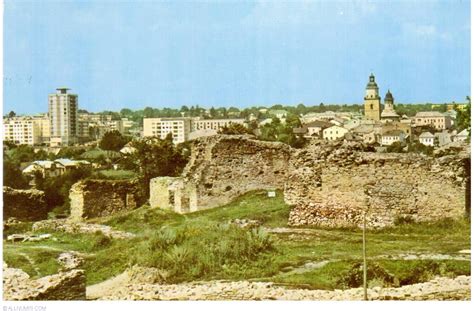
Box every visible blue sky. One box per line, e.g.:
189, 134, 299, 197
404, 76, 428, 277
3, 0, 471, 114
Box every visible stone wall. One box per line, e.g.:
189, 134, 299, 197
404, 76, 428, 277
69, 179, 141, 221
3, 187, 49, 221
286, 140, 469, 228
3, 262, 86, 301
148, 135, 468, 227
150, 135, 291, 213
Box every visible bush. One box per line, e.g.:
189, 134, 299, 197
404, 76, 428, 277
92, 232, 112, 250
337, 262, 397, 288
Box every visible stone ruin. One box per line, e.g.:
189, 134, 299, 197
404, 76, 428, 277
149, 135, 469, 228
286, 140, 469, 228
3, 262, 86, 301
150, 135, 291, 213
69, 179, 142, 222
3, 186, 49, 221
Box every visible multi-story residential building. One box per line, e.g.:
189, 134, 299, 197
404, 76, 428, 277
3, 116, 41, 145
322, 125, 348, 141
49, 87, 78, 146
191, 118, 246, 132
32, 114, 51, 144
143, 118, 192, 144
121, 118, 135, 133
413, 111, 453, 130
78, 112, 113, 123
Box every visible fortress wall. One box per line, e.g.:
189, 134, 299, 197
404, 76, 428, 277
69, 179, 141, 221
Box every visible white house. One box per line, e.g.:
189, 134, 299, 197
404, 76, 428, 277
418, 132, 435, 146
323, 125, 349, 141
381, 130, 406, 146
304, 120, 332, 138
454, 129, 469, 142
22, 161, 64, 178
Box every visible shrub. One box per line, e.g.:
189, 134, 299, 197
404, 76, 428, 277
92, 232, 112, 250
337, 262, 397, 288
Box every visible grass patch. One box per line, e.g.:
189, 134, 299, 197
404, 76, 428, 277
130, 223, 277, 283
3, 221, 33, 238
3, 246, 61, 278
186, 190, 290, 228
2, 191, 471, 289
101, 205, 185, 233
378, 259, 471, 285
94, 169, 137, 180
269, 261, 353, 290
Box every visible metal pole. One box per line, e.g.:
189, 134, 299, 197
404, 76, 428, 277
363, 211, 368, 301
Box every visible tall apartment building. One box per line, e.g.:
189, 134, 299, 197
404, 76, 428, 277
3, 117, 41, 145
191, 118, 246, 131
49, 87, 78, 146
143, 118, 192, 144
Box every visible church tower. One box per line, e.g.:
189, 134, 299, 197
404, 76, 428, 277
364, 73, 381, 121
381, 89, 400, 121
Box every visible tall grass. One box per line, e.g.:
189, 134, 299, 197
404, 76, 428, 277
132, 223, 275, 283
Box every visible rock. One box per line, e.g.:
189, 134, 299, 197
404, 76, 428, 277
57, 252, 84, 270
3, 263, 86, 301
7, 234, 29, 242
229, 218, 263, 229
32, 219, 135, 239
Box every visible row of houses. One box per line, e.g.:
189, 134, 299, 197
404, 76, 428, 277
293, 115, 468, 147
22, 158, 91, 178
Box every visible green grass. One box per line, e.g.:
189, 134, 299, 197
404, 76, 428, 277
3, 190, 471, 289
3, 246, 62, 278
100, 205, 185, 233
94, 169, 137, 180
185, 190, 291, 228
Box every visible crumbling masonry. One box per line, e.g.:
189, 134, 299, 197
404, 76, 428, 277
150, 135, 469, 228
150, 135, 291, 213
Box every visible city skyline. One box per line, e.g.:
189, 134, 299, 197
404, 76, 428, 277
3, 0, 471, 115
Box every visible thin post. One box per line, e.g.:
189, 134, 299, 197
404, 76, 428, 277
363, 211, 368, 301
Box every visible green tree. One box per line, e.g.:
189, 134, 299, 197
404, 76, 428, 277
209, 107, 218, 118
56, 147, 86, 159
120, 108, 133, 116
144, 107, 155, 118
130, 135, 189, 196
407, 141, 434, 155
36, 165, 93, 212
455, 96, 471, 136
218, 123, 253, 135
99, 130, 130, 152
6, 145, 37, 163
386, 141, 405, 153
3, 157, 29, 189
